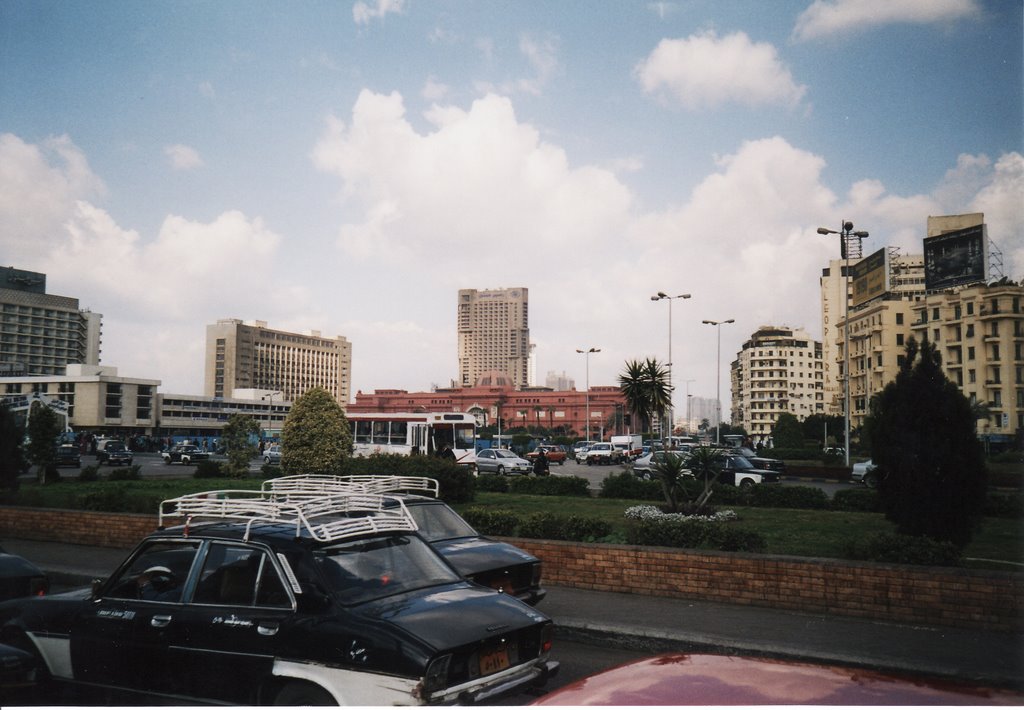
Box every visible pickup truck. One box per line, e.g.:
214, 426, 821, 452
584, 442, 623, 465
526, 446, 567, 465
96, 440, 133, 466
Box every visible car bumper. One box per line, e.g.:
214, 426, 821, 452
448, 659, 560, 705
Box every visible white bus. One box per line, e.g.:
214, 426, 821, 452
347, 412, 477, 465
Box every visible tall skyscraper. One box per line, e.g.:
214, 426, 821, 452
204, 319, 351, 406
0, 266, 102, 377
457, 288, 530, 388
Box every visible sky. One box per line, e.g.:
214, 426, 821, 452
1, 0, 1021, 417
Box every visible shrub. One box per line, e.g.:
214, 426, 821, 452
517, 512, 611, 541
989, 450, 1023, 464
740, 485, 830, 510
626, 517, 713, 548
984, 493, 1024, 519
78, 464, 100, 482
461, 507, 520, 536
509, 475, 590, 497
832, 488, 881, 512
261, 463, 282, 478
475, 475, 509, 493
108, 465, 142, 481
706, 526, 767, 553
43, 464, 61, 484
845, 532, 962, 566
763, 447, 822, 461
193, 460, 226, 479
599, 472, 662, 501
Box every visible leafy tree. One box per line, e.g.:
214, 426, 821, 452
685, 445, 725, 510
801, 414, 845, 446
618, 358, 670, 434
280, 387, 353, 475
770, 413, 803, 449
864, 338, 987, 546
221, 414, 261, 478
26, 402, 62, 484
0, 403, 27, 495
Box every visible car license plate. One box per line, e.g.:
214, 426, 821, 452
479, 644, 510, 675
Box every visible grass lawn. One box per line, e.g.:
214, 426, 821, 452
9, 478, 1023, 567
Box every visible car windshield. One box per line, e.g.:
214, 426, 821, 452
729, 456, 754, 469
107, 442, 126, 451
407, 502, 478, 542
736, 447, 757, 457
315, 534, 461, 605
494, 450, 518, 459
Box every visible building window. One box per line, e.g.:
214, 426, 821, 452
895, 312, 904, 325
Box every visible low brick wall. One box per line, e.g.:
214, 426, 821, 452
2, 506, 1021, 632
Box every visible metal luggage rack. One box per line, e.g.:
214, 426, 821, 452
262, 474, 440, 498
158, 490, 419, 543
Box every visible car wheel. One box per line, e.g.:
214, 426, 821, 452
273, 681, 336, 706
739, 478, 755, 488
497, 465, 505, 476
864, 472, 878, 489
163, 458, 171, 465
264, 456, 271, 464
642, 471, 651, 481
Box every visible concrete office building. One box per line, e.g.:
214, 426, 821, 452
457, 288, 530, 388
204, 319, 351, 407
1, 267, 102, 377
730, 326, 824, 443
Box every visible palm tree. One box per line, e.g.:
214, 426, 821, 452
618, 358, 670, 434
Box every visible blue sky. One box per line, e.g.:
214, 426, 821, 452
2, 0, 1021, 414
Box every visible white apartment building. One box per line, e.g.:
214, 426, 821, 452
730, 326, 824, 442
204, 319, 351, 407
457, 288, 530, 388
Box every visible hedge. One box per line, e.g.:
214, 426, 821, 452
844, 532, 963, 566
508, 475, 590, 497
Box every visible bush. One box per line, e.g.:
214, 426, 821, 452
845, 532, 962, 566
261, 463, 282, 478
984, 493, 1024, 519
475, 475, 509, 493
627, 517, 713, 548
108, 465, 141, 481
509, 475, 590, 497
43, 464, 61, 484
517, 512, 612, 541
78, 464, 100, 482
706, 526, 767, 553
599, 472, 662, 501
740, 485, 830, 510
763, 447, 823, 461
832, 488, 881, 512
193, 460, 226, 479
989, 450, 1023, 464
461, 507, 520, 536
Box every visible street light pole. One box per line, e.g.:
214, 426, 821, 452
682, 379, 695, 433
817, 221, 868, 468
576, 347, 600, 441
651, 292, 691, 446
702, 319, 734, 445
261, 390, 283, 441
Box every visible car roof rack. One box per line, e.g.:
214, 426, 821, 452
159, 490, 419, 543
262, 475, 440, 499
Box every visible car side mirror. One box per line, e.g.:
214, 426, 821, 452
90, 578, 106, 597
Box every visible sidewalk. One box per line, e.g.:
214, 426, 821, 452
4, 537, 1022, 690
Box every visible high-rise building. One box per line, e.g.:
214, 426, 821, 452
730, 326, 823, 443
457, 288, 530, 388
545, 370, 576, 391
204, 319, 351, 406
0, 266, 102, 377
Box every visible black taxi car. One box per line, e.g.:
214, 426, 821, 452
265, 475, 546, 606
0, 489, 557, 705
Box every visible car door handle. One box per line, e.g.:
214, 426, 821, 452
151, 614, 172, 628
257, 622, 279, 636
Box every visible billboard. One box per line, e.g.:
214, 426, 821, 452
923, 224, 988, 290
849, 248, 889, 308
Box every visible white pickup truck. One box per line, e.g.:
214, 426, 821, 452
584, 442, 624, 465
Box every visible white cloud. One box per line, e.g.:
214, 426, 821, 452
352, 0, 406, 26
635, 31, 807, 110
515, 33, 560, 96
793, 0, 982, 42
421, 76, 450, 102
164, 144, 204, 170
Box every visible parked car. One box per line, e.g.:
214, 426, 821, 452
263, 444, 281, 465
0, 489, 558, 705
717, 455, 781, 487
632, 450, 688, 480
0, 546, 49, 601
526, 446, 566, 465
584, 442, 623, 466
531, 653, 1024, 706
0, 641, 39, 700
852, 459, 878, 488
264, 475, 547, 606
161, 444, 210, 466
730, 446, 787, 473
475, 448, 532, 475
574, 445, 591, 464
53, 444, 81, 468
95, 440, 133, 466
572, 441, 594, 458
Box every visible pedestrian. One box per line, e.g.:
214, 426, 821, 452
533, 448, 549, 476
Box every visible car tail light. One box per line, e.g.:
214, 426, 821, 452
540, 623, 554, 654
418, 654, 452, 699
30, 575, 49, 597
531, 562, 542, 587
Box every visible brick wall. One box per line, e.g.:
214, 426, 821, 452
2, 506, 1021, 631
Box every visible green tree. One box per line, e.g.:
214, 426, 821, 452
0, 403, 27, 495
618, 358, 670, 434
801, 414, 845, 446
652, 452, 691, 513
770, 413, 803, 449
280, 387, 352, 475
26, 402, 62, 484
685, 445, 725, 510
221, 414, 261, 478
864, 338, 987, 546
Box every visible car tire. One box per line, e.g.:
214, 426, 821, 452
864, 472, 878, 489
739, 478, 755, 488
497, 465, 505, 476
273, 681, 336, 706
264, 456, 271, 464
163, 457, 170, 465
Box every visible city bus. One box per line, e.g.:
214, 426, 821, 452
347, 412, 477, 465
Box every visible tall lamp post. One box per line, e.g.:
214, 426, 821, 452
651, 292, 691, 446
681, 379, 695, 433
701, 319, 734, 445
817, 221, 868, 467
576, 347, 600, 441
261, 391, 282, 441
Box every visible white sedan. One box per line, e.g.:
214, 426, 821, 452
851, 460, 878, 487
474, 448, 532, 475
